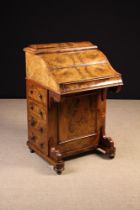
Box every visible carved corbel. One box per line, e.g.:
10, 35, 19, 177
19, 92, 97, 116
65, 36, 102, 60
49, 137, 64, 174
97, 127, 116, 158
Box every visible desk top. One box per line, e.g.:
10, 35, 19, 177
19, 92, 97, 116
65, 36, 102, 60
24, 41, 123, 94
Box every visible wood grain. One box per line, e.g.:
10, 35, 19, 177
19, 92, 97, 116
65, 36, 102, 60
24, 41, 123, 94
24, 41, 123, 174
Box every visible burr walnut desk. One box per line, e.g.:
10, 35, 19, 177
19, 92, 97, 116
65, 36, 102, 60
23, 41, 123, 174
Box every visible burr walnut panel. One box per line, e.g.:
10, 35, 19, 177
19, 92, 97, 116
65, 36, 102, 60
27, 99, 48, 155
52, 63, 119, 84
40, 49, 106, 70
27, 82, 47, 104
24, 41, 123, 95
58, 93, 98, 142
24, 41, 123, 174
28, 99, 47, 121
59, 135, 98, 156
28, 113, 46, 131
25, 41, 96, 54
29, 128, 48, 155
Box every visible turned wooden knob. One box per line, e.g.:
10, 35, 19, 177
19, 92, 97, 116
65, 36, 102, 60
40, 143, 44, 149
39, 94, 43, 99
39, 111, 43, 117
39, 127, 44, 133
31, 135, 36, 142
30, 105, 34, 110
31, 117, 36, 126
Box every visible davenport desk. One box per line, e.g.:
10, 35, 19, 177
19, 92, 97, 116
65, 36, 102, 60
23, 41, 123, 174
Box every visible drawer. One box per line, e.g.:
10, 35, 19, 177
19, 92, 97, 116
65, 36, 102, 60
29, 128, 48, 154
28, 100, 47, 121
28, 114, 47, 134
27, 83, 47, 104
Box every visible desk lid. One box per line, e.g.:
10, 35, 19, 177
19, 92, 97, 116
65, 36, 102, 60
24, 41, 123, 94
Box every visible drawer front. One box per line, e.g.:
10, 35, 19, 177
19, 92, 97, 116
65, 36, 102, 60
28, 106, 48, 155
29, 128, 48, 153
28, 114, 46, 133
28, 100, 46, 121
27, 83, 47, 104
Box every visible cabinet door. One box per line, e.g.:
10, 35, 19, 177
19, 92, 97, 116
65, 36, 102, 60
58, 92, 99, 154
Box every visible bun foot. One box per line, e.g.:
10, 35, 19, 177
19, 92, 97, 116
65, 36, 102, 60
50, 147, 64, 175
56, 170, 62, 175
27, 141, 35, 153
30, 149, 35, 153
108, 151, 115, 159
54, 164, 64, 175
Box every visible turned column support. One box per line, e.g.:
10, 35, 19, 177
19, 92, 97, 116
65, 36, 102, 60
50, 147, 64, 174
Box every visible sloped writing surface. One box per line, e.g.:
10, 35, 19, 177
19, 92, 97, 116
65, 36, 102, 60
24, 41, 123, 94
40, 49, 106, 70
49, 63, 119, 85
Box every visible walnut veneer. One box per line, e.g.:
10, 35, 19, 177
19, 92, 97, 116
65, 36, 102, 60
24, 41, 123, 174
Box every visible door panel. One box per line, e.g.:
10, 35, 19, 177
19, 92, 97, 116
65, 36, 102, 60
58, 93, 98, 144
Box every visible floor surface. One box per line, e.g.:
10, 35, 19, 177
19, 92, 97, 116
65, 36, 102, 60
0, 99, 140, 210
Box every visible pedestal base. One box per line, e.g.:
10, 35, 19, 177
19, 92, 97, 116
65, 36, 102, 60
27, 141, 65, 175
27, 137, 116, 174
